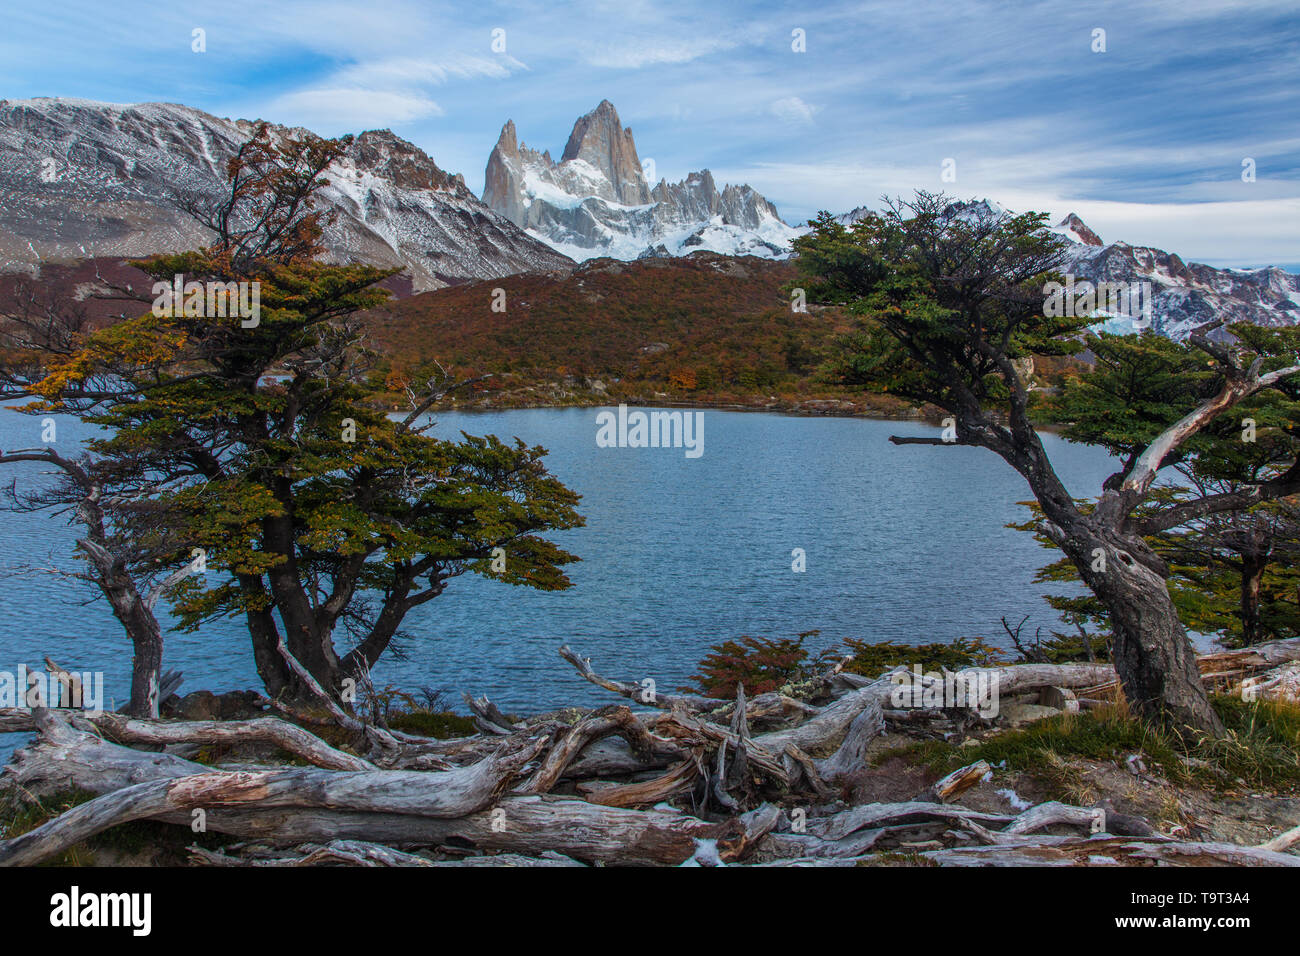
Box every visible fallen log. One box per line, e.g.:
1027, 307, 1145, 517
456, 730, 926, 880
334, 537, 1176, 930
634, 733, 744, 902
921, 836, 1300, 867
0, 707, 376, 772
0, 718, 544, 867
580, 760, 700, 808
813, 696, 886, 785
756, 681, 888, 756
1004, 800, 1106, 835
159, 796, 765, 866
812, 801, 1014, 842
648, 708, 790, 786
1258, 822, 1300, 854
519, 705, 683, 795
189, 842, 587, 867
92, 712, 374, 772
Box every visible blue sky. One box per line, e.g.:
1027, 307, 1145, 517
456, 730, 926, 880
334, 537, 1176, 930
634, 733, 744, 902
2, 0, 1297, 268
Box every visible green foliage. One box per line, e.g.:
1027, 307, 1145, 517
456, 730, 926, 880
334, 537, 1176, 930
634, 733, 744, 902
22, 126, 586, 701
841, 637, 1004, 676
387, 710, 478, 739
793, 195, 1081, 415
1025, 327, 1300, 647
883, 696, 1300, 796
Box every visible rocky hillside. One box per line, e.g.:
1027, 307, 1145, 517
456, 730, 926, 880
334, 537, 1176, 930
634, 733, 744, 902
1053, 212, 1300, 341
482, 100, 799, 261
0, 97, 572, 290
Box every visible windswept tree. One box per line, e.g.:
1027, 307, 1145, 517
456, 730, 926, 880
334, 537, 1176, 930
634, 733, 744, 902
0, 445, 188, 716
1, 261, 183, 716
1021, 330, 1300, 649
794, 192, 1300, 734
4, 125, 583, 707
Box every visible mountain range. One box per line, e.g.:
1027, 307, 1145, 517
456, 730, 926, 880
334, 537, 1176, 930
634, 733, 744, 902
482, 100, 799, 261
0, 97, 571, 290
1046, 207, 1300, 341
0, 96, 1296, 342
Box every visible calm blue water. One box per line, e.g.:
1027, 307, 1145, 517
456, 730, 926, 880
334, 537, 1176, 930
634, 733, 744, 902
0, 405, 1116, 720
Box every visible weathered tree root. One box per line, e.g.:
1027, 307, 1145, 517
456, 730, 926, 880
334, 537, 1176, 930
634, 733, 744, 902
4, 639, 1299, 867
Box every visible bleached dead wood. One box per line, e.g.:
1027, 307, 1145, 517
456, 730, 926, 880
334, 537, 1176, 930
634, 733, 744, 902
4, 708, 210, 798
1004, 800, 1106, 835
581, 760, 699, 808
1121, 841, 1300, 866
761, 828, 888, 860
189, 842, 588, 867
928, 760, 990, 803
464, 694, 517, 735
1258, 822, 1300, 853
9, 635, 1300, 868
756, 681, 889, 755
712, 692, 819, 726
96, 712, 375, 771
519, 705, 683, 794
0, 707, 375, 771
813, 695, 886, 785
0, 720, 544, 867
161, 795, 768, 866
783, 744, 833, 798
190, 840, 438, 867
648, 708, 790, 786
812, 801, 1014, 842
559, 645, 713, 712
561, 736, 672, 779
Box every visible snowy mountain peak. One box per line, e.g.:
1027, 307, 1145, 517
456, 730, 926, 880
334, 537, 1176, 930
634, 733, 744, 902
1055, 212, 1103, 247
481, 100, 798, 262
558, 100, 649, 206
0, 97, 571, 288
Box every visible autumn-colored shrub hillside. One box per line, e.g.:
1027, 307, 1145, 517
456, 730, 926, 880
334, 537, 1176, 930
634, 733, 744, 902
359, 251, 906, 412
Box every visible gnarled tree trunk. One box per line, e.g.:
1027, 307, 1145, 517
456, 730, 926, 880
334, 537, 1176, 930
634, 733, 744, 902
1056, 519, 1223, 735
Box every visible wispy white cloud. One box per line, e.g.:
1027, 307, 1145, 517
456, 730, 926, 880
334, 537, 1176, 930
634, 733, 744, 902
265, 89, 444, 130
332, 54, 527, 88
581, 36, 744, 70
1, 0, 1295, 265
769, 96, 817, 126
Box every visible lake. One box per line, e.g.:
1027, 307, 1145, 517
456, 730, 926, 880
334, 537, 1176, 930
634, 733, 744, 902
0, 405, 1117, 719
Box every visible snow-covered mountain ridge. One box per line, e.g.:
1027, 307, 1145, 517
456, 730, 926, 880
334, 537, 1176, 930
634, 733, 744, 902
0, 97, 572, 290
482, 100, 800, 261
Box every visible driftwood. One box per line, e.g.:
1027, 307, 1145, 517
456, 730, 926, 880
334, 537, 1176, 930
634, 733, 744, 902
580, 760, 700, 808
0, 707, 374, 771
1259, 823, 1300, 853
519, 705, 683, 794
558, 645, 714, 712
189, 841, 587, 867
4, 640, 1299, 868
929, 760, 990, 803
0, 716, 545, 867
167, 796, 768, 866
